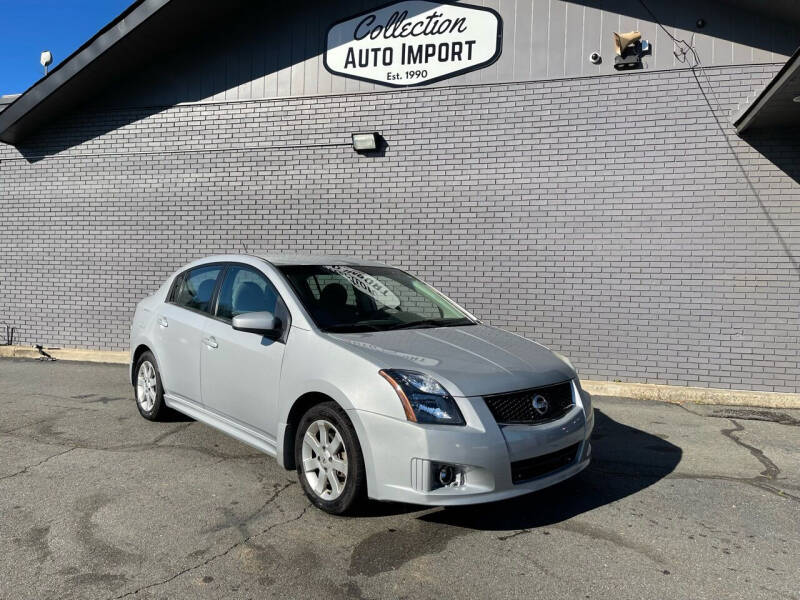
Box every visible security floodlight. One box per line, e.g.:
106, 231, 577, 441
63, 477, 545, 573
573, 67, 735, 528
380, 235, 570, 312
352, 132, 378, 152
40, 50, 53, 74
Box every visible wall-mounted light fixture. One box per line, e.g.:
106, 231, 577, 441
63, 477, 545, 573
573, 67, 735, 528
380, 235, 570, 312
352, 132, 379, 152
40, 50, 53, 75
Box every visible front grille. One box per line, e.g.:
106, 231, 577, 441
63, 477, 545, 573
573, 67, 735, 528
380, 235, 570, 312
483, 380, 574, 425
511, 443, 581, 484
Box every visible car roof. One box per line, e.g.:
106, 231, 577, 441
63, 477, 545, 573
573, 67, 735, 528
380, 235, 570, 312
254, 253, 389, 267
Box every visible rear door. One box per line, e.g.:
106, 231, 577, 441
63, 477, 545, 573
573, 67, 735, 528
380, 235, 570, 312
155, 264, 223, 404
200, 264, 289, 437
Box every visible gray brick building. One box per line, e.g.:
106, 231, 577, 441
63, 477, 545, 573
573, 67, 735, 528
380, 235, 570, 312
1, 0, 798, 393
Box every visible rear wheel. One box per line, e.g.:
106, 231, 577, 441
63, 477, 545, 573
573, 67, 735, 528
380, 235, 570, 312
295, 402, 367, 514
134, 351, 169, 421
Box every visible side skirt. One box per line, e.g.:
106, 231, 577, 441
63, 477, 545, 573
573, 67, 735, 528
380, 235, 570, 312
164, 393, 278, 458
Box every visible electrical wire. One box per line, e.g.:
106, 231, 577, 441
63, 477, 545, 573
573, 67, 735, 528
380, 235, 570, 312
0, 141, 351, 163
636, 0, 800, 279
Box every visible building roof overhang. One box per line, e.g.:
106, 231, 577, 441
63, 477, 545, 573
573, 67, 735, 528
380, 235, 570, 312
734, 46, 800, 134
0, 0, 243, 145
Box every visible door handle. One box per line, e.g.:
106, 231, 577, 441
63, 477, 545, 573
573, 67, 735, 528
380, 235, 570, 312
158, 316, 168, 328
203, 336, 218, 349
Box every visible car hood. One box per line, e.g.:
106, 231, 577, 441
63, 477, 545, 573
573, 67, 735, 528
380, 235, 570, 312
326, 325, 575, 397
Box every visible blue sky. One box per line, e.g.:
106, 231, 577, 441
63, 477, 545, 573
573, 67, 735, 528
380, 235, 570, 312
0, 0, 132, 95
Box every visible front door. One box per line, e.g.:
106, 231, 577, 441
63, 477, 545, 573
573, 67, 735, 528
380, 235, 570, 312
200, 264, 288, 438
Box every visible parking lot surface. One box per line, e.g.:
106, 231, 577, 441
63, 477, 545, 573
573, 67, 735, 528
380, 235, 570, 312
1, 359, 798, 600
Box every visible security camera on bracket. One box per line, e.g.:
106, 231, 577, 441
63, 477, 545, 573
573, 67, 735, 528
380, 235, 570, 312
612, 31, 651, 70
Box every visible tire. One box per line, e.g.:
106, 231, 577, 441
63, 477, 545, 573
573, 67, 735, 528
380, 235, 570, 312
295, 401, 367, 515
134, 351, 170, 421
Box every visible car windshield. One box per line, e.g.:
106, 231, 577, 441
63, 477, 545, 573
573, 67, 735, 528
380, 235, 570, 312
278, 265, 475, 333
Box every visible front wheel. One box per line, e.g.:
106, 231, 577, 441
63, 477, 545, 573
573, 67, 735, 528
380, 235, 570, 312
294, 402, 367, 515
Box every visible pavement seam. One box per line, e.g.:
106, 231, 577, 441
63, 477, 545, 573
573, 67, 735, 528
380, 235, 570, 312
555, 520, 667, 566
0, 447, 76, 482
591, 462, 800, 503
670, 405, 800, 499
675, 402, 800, 427
107, 483, 306, 599
721, 419, 779, 479
496, 529, 531, 541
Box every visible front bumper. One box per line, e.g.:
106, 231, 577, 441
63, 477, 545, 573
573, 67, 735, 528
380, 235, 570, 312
349, 384, 594, 506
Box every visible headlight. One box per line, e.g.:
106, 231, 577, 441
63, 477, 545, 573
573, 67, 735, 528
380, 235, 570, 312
379, 369, 465, 425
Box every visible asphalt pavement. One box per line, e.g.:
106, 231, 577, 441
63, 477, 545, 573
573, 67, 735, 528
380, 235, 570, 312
1, 359, 798, 600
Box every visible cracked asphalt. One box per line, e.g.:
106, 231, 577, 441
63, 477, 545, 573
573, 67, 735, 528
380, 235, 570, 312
1, 359, 799, 600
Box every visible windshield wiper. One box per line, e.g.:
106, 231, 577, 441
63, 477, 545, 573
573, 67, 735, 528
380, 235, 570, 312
386, 318, 473, 331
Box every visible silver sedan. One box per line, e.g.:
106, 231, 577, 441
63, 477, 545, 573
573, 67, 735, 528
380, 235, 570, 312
129, 254, 593, 514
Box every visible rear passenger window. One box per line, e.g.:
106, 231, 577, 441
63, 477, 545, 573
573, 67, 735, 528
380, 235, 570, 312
173, 265, 222, 313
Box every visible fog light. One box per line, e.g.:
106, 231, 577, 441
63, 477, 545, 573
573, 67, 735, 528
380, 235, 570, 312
432, 463, 465, 489
438, 465, 455, 486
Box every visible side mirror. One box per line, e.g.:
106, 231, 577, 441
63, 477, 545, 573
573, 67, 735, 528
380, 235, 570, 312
232, 311, 282, 338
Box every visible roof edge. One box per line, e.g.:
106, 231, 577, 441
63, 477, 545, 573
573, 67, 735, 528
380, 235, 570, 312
0, 0, 169, 145
733, 45, 800, 134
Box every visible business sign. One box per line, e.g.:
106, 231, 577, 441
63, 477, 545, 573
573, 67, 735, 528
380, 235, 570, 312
324, 1, 502, 88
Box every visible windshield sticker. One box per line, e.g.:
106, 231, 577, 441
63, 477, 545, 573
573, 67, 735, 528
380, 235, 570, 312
328, 266, 401, 308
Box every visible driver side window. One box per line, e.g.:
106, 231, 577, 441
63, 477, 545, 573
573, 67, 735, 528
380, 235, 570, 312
215, 265, 287, 324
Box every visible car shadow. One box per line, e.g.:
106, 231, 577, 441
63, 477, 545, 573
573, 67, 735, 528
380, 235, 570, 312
415, 408, 682, 530
162, 408, 194, 422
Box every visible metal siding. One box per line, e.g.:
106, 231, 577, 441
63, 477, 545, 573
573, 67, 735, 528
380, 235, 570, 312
648, 1, 668, 70
530, 0, 550, 79
750, 14, 773, 64
462, 0, 484, 85
483, 0, 503, 83
497, 0, 517, 82
290, 12, 306, 98
599, 5, 620, 73
564, 2, 584, 77
772, 19, 798, 64
732, 14, 754, 65
305, 11, 322, 97
100, 0, 797, 108
276, 16, 292, 98
581, 2, 603, 77
712, 5, 734, 65
513, 0, 533, 80
548, 0, 567, 78
690, 1, 715, 69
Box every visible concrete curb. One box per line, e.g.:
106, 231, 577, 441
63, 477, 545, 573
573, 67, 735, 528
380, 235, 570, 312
0, 345, 128, 364
582, 380, 800, 410
2, 345, 798, 409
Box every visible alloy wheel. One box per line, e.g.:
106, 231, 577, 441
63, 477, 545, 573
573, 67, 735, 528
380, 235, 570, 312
136, 360, 157, 412
301, 419, 348, 500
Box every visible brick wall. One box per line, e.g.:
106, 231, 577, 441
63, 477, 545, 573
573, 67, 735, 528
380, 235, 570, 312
1, 63, 798, 392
